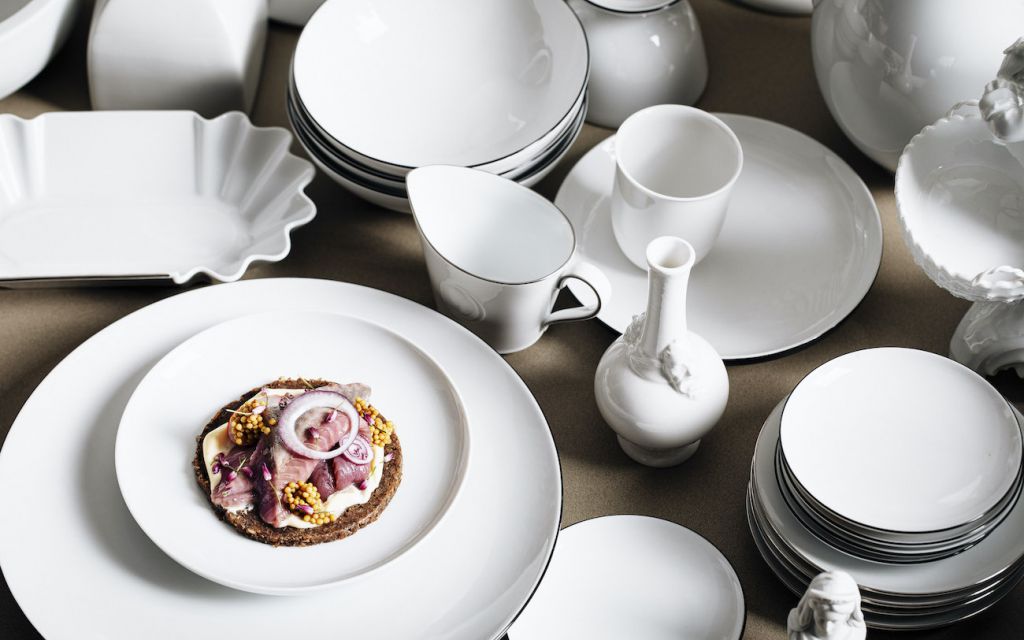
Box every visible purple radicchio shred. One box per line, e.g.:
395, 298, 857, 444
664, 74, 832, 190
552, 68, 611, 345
261, 462, 272, 481
296, 504, 314, 515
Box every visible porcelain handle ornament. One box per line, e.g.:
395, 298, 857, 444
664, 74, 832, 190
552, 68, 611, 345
946, 100, 980, 119
972, 266, 1024, 301
544, 261, 612, 326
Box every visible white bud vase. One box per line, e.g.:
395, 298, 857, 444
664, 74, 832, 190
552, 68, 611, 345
594, 236, 728, 467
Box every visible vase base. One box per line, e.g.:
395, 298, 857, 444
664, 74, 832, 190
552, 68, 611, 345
617, 436, 700, 467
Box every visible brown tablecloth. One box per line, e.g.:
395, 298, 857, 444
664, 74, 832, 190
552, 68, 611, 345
2, 1, 1021, 638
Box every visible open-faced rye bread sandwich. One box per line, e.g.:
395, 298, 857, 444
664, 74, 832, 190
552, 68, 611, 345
193, 378, 402, 547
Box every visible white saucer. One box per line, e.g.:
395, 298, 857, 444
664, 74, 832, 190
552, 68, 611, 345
556, 114, 883, 360
116, 311, 470, 595
508, 515, 744, 640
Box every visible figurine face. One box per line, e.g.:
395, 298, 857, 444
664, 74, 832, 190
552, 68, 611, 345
812, 597, 858, 635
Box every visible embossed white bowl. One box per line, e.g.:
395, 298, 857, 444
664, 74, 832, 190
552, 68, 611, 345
0, 0, 78, 100
0, 111, 316, 285
896, 105, 1024, 303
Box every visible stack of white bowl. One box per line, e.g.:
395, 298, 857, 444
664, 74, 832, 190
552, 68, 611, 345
288, 0, 589, 213
747, 348, 1024, 630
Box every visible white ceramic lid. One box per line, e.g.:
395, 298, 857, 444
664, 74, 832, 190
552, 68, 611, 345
780, 348, 1021, 533
509, 515, 744, 640
293, 0, 588, 169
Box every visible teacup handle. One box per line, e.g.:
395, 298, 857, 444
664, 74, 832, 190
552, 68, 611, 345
543, 261, 612, 326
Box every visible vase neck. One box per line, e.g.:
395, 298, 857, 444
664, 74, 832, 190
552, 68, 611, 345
638, 260, 690, 358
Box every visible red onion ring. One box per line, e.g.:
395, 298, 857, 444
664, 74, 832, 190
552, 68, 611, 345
276, 390, 359, 460
343, 435, 373, 464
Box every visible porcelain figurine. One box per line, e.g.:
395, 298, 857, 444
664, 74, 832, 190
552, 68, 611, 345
787, 571, 867, 640
87, 0, 267, 116
567, 0, 707, 129
811, 0, 1024, 171
594, 236, 728, 467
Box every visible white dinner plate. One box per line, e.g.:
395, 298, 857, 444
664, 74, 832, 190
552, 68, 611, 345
780, 348, 1021, 534
508, 515, 744, 640
557, 114, 883, 360
0, 278, 561, 640
752, 398, 1024, 597
116, 311, 470, 594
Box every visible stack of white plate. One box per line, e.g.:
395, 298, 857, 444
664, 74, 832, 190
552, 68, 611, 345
288, 0, 589, 213
747, 348, 1024, 631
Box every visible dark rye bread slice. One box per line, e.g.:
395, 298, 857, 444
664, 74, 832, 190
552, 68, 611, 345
193, 378, 402, 547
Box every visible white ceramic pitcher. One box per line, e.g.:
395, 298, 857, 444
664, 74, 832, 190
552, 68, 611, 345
407, 165, 611, 354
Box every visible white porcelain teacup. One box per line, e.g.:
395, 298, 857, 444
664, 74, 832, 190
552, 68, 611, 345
407, 165, 611, 354
611, 104, 743, 269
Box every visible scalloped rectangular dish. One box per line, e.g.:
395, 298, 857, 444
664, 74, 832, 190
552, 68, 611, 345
0, 111, 315, 286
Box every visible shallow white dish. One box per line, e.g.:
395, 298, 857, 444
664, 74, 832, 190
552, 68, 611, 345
0, 111, 315, 286
752, 398, 1024, 598
557, 114, 883, 360
509, 515, 744, 640
0, 278, 561, 640
116, 311, 470, 595
781, 348, 1021, 534
0, 0, 77, 100
293, 0, 588, 170
896, 106, 1024, 303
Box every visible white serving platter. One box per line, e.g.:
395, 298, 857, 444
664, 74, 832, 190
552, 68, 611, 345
0, 111, 315, 286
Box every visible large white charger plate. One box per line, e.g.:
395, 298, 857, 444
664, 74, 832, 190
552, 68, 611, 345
293, 0, 588, 170
0, 112, 315, 286
752, 398, 1024, 598
780, 348, 1021, 535
116, 311, 470, 594
0, 279, 561, 640
508, 515, 745, 640
558, 114, 883, 360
